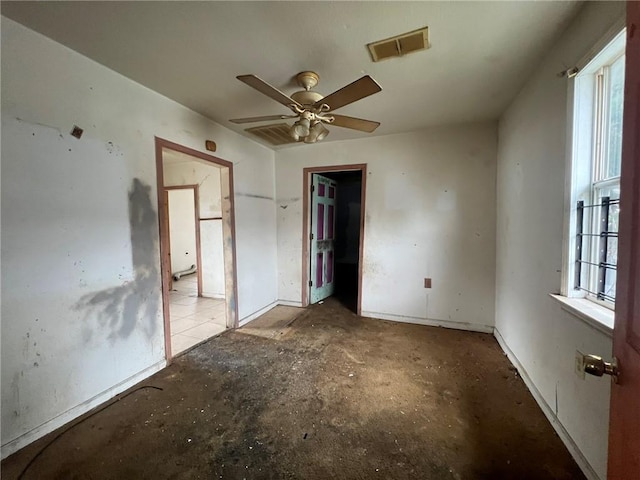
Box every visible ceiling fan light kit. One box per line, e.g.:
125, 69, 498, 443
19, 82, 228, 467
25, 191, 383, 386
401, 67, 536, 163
305, 121, 330, 144
230, 70, 382, 146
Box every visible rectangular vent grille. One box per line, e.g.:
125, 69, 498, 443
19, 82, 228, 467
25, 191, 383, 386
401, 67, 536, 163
246, 123, 297, 146
367, 27, 429, 62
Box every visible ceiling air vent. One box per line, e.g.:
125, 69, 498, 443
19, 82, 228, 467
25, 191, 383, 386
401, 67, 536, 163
367, 27, 429, 62
246, 123, 297, 146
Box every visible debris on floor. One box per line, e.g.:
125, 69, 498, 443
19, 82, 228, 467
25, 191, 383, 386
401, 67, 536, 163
2, 298, 585, 480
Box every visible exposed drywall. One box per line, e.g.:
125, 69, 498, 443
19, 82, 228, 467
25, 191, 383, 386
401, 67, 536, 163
164, 161, 226, 298
495, 2, 625, 479
0, 17, 277, 456
276, 124, 497, 331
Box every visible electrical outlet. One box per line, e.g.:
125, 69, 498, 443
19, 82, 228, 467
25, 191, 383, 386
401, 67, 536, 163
575, 351, 586, 380
424, 278, 432, 289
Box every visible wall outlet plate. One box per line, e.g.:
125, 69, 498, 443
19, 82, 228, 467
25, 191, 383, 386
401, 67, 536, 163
424, 278, 432, 288
575, 351, 586, 380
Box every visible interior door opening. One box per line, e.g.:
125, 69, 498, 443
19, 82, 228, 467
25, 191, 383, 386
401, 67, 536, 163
303, 165, 366, 314
166, 186, 201, 295
155, 138, 239, 362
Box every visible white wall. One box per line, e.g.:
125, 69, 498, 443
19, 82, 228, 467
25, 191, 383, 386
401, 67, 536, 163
167, 189, 198, 273
164, 161, 226, 297
164, 160, 223, 217
0, 17, 277, 457
276, 124, 497, 331
495, 2, 625, 479
200, 221, 226, 298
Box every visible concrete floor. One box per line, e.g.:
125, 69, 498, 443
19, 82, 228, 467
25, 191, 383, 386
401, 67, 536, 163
2, 298, 585, 480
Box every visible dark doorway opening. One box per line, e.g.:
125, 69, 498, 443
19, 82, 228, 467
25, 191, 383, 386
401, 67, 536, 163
320, 170, 362, 312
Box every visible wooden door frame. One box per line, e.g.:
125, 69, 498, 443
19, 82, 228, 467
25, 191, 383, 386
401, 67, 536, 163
164, 185, 203, 297
155, 137, 239, 362
301, 164, 367, 315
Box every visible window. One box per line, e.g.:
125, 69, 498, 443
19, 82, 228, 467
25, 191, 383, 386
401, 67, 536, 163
565, 29, 625, 311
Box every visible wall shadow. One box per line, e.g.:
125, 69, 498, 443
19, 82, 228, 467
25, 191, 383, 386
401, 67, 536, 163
75, 179, 159, 342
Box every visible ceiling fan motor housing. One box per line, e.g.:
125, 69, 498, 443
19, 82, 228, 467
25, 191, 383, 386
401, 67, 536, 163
291, 90, 324, 107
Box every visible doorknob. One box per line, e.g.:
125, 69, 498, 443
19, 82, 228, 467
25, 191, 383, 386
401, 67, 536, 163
583, 354, 619, 383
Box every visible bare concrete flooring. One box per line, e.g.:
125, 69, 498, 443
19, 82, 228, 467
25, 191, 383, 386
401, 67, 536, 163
3, 299, 585, 480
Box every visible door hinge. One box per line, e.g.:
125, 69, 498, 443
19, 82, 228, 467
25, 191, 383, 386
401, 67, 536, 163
309, 280, 313, 287
310, 233, 314, 240
311, 185, 315, 193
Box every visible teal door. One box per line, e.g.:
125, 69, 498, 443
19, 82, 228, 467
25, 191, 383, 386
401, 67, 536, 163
310, 174, 337, 303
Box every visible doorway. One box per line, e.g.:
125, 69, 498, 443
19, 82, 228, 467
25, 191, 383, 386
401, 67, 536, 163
302, 164, 366, 314
166, 186, 201, 295
155, 137, 239, 361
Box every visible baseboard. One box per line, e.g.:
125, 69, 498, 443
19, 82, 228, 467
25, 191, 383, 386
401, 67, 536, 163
361, 310, 494, 334
201, 291, 225, 300
238, 301, 278, 327
493, 328, 601, 480
1, 360, 166, 460
276, 300, 303, 307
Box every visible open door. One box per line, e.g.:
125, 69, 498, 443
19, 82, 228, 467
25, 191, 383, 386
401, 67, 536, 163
309, 174, 337, 303
607, 4, 640, 478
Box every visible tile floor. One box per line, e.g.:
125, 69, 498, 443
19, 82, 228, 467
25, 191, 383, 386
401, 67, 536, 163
169, 275, 226, 355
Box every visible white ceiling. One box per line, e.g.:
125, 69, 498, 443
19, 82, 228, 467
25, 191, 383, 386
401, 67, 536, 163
2, 1, 582, 149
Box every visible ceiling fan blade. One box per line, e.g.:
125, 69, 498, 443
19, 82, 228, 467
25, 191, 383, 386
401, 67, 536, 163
330, 114, 380, 133
229, 114, 298, 124
237, 74, 302, 109
314, 75, 382, 111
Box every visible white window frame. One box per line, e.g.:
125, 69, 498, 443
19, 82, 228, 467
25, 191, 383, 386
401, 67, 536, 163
558, 24, 625, 330
584, 50, 623, 308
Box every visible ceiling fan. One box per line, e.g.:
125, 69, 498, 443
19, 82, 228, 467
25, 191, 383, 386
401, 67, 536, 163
230, 71, 382, 144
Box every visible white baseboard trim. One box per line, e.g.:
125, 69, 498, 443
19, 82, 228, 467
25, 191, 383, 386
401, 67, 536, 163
1, 360, 166, 460
493, 328, 601, 480
276, 300, 303, 308
202, 291, 225, 300
361, 310, 494, 334
238, 301, 278, 327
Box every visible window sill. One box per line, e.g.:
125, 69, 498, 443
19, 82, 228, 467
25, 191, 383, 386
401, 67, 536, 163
549, 294, 614, 337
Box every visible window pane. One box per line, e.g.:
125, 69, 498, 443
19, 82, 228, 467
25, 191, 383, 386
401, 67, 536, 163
606, 55, 625, 179
317, 203, 324, 240
604, 268, 617, 300
606, 185, 620, 271
606, 238, 618, 267
591, 184, 619, 302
